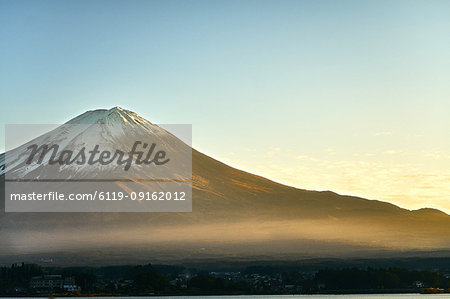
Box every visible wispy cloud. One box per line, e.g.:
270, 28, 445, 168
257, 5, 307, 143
266, 147, 280, 158
383, 149, 403, 155
373, 131, 393, 136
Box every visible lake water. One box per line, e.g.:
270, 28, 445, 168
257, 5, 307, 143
111, 296, 447, 299
151, 295, 450, 299
6, 295, 450, 299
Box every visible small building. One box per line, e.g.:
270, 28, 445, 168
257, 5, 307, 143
413, 281, 425, 288
30, 275, 79, 292
63, 277, 81, 292
30, 275, 64, 290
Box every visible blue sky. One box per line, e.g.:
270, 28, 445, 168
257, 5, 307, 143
1, 0, 450, 211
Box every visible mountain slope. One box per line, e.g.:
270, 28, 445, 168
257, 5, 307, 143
1, 107, 449, 263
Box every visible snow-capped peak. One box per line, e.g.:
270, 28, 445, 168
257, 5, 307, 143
0, 107, 190, 179
67, 107, 153, 126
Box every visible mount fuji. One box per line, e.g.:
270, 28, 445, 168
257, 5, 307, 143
1, 107, 449, 265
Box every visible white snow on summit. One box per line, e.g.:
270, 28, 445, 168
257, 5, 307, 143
0, 107, 191, 179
